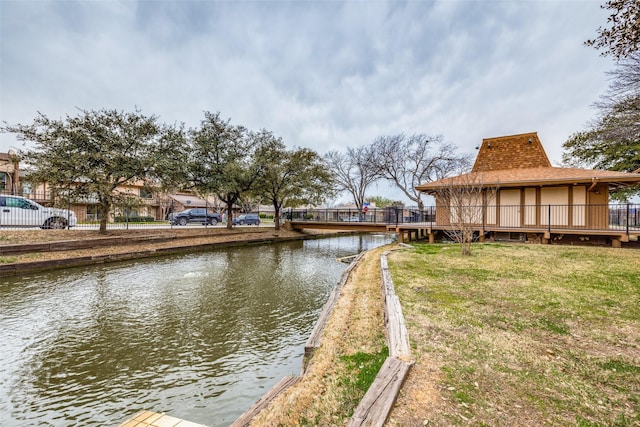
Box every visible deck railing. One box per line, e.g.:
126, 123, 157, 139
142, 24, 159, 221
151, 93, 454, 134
286, 204, 640, 235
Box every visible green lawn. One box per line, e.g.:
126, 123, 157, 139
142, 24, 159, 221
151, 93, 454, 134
389, 243, 640, 426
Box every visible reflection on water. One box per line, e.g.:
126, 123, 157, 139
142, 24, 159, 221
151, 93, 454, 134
0, 233, 394, 426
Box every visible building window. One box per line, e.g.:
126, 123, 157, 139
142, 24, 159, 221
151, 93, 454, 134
140, 188, 154, 199
86, 205, 99, 221
0, 173, 6, 191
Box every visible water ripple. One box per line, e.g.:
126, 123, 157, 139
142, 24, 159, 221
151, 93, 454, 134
0, 234, 395, 426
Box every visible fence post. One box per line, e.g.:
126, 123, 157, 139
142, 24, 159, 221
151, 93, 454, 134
548, 204, 551, 234
67, 197, 71, 230
627, 203, 630, 236
482, 203, 485, 234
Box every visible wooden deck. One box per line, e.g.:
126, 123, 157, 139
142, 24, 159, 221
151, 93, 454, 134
386, 222, 640, 247
117, 410, 208, 427
288, 220, 389, 232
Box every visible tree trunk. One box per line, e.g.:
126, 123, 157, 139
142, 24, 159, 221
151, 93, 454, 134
226, 202, 234, 230
98, 201, 110, 234
273, 203, 281, 230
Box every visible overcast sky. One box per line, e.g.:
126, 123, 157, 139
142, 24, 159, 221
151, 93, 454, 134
0, 0, 615, 202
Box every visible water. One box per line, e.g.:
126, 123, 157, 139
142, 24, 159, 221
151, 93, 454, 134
0, 233, 395, 427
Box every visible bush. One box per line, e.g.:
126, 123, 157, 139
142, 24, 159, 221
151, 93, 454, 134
259, 213, 274, 219
114, 216, 155, 223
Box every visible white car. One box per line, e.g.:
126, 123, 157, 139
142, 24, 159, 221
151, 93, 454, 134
0, 195, 77, 229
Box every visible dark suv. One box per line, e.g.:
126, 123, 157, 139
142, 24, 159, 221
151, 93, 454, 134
169, 208, 221, 226
232, 213, 261, 226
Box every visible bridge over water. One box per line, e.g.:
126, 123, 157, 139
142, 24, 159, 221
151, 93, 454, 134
284, 206, 640, 247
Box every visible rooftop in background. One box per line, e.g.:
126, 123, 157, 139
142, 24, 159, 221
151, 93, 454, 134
417, 132, 640, 192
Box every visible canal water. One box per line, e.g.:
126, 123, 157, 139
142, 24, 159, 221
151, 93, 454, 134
0, 233, 395, 427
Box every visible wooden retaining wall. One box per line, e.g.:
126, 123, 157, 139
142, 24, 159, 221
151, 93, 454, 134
231, 247, 413, 427
230, 253, 365, 427
304, 253, 365, 358
0, 235, 311, 277
347, 250, 413, 427
0, 234, 180, 255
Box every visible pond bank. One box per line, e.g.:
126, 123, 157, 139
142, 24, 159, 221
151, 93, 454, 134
0, 228, 327, 276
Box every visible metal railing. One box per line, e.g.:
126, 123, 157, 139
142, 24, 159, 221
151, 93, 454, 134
286, 204, 640, 235
2, 189, 638, 235
0, 190, 263, 230
285, 207, 436, 225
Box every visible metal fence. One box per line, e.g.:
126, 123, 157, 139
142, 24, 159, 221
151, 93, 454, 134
2, 189, 639, 235
0, 190, 269, 230
285, 207, 436, 225
286, 204, 640, 234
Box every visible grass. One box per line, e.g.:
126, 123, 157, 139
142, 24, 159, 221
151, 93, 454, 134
388, 243, 640, 426
338, 346, 389, 412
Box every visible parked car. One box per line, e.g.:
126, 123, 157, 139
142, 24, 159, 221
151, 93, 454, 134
0, 195, 77, 229
169, 208, 221, 226
232, 213, 261, 226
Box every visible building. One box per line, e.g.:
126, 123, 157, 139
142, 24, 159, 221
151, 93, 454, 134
0, 152, 19, 194
414, 132, 640, 247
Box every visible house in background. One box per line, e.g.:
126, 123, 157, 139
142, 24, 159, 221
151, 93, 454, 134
414, 132, 640, 247
0, 152, 19, 194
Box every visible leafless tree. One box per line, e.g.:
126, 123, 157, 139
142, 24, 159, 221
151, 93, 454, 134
431, 173, 497, 255
370, 133, 471, 210
563, 51, 640, 200
325, 146, 379, 218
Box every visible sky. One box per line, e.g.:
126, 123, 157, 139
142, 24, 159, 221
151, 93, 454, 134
0, 0, 616, 203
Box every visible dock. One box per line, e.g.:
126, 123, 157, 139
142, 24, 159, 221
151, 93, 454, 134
117, 410, 208, 427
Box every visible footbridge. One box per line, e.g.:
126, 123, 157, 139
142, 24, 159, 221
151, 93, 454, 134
284, 207, 428, 234
283, 205, 640, 247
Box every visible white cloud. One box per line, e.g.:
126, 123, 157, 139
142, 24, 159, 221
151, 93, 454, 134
1, 0, 614, 202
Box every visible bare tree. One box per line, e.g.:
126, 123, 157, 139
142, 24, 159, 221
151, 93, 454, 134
370, 133, 471, 210
563, 51, 640, 200
325, 146, 379, 218
431, 173, 497, 255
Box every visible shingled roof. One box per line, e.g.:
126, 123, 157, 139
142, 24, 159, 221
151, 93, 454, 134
416, 132, 640, 193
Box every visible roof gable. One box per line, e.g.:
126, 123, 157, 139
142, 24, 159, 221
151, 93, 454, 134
472, 132, 551, 172
416, 131, 640, 193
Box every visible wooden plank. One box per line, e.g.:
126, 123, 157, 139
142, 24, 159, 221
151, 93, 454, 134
380, 251, 411, 358
230, 376, 301, 427
117, 410, 208, 427
304, 253, 364, 357
347, 357, 413, 427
